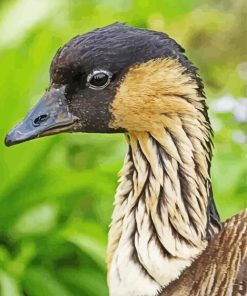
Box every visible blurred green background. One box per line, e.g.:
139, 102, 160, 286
0, 0, 246, 295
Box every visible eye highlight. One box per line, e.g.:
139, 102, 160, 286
87, 69, 112, 90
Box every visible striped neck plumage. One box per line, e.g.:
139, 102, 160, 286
107, 58, 221, 296
107, 116, 221, 296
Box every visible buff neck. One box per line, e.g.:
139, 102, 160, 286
107, 114, 221, 296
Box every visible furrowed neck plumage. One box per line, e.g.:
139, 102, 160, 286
107, 58, 221, 296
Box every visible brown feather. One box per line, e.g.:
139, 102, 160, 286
161, 210, 247, 296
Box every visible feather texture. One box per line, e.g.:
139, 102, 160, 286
161, 210, 247, 296
107, 129, 221, 296
107, 57, 226, 296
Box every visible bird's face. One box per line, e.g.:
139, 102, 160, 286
5, 23, 202, 146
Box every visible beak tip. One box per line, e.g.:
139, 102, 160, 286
4, 127, 23, 147
4, 132, 15, 147
4, 135, 12, 147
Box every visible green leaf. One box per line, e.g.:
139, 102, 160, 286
23, 267, 73, 296
0, 271, 21, 296
61, 220, 107, 270
13, 203, 58, 236
58, 267, 108, 296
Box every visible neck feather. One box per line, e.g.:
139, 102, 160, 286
107, 113, 221, 295
107, 58, 221, 296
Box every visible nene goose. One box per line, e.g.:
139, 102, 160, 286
5, 23, 247, 296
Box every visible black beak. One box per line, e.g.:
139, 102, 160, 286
5, 86, 79, 147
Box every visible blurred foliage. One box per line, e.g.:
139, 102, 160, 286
0, 0, 246, 295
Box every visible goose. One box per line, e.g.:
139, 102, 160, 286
5, 23, 247, 296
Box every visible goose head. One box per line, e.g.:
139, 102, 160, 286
5, 23, 205, 146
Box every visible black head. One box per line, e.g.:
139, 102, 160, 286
5, 23, 200, 146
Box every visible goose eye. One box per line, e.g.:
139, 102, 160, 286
87, 70, 112, 90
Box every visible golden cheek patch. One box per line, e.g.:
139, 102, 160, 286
109, 58, 205, 132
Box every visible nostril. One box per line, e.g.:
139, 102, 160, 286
33, 114, 49, 127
